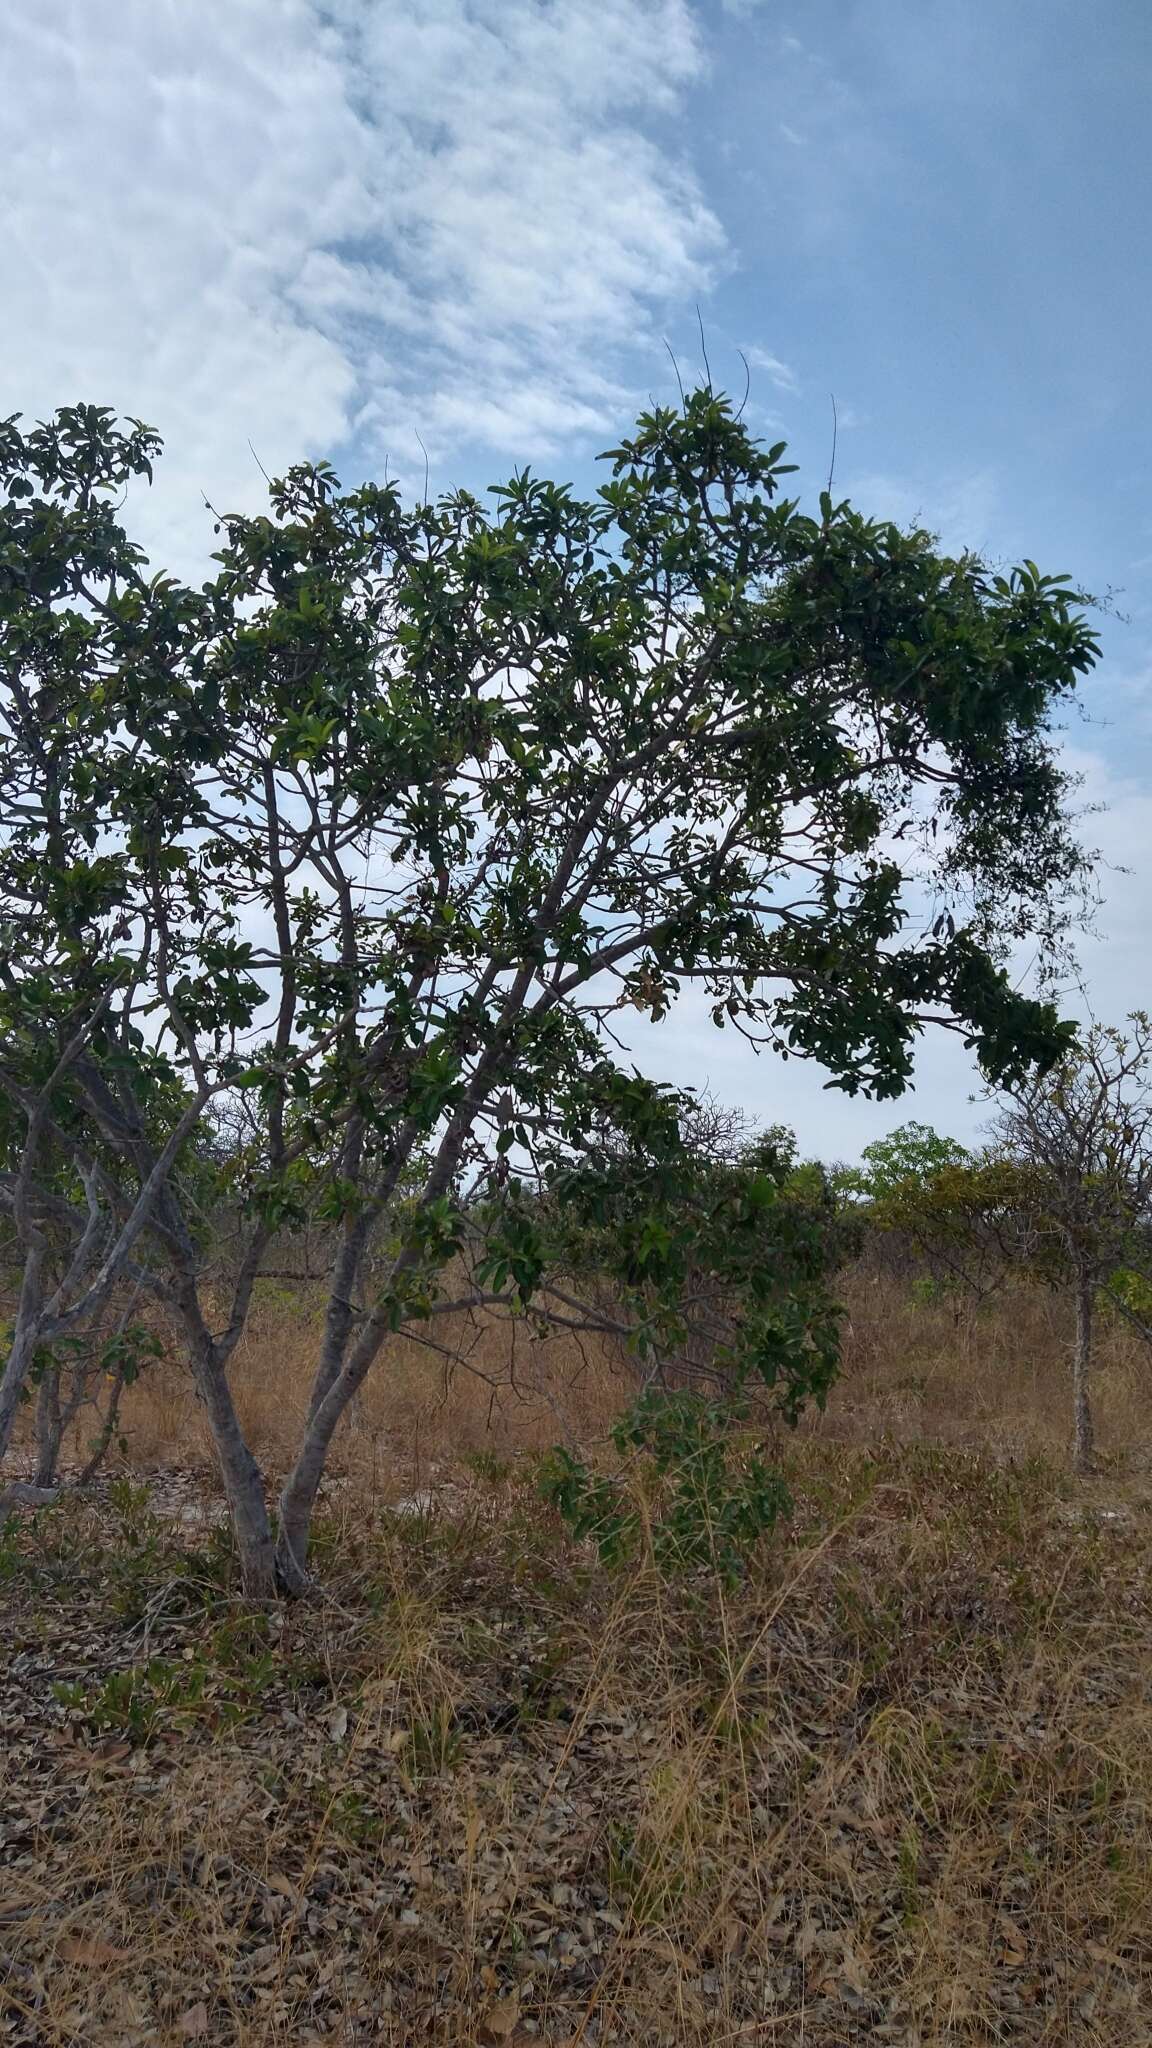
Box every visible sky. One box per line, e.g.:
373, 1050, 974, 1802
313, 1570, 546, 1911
3, 0, 1150, 1162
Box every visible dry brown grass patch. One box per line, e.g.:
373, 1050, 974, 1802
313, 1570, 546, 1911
2, 1446, 1151, 2044
84, 1265, 1149, 1494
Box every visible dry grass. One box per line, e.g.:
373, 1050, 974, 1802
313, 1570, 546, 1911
2, 1271, 1151, 2044
115, 1272, 641, 1485
113, 1264, 1152, 1490
2, 1449, 1151, 2044
825, 1268, 1152, 1464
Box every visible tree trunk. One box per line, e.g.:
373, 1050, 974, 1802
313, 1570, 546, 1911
206, 1397, 276, 1597
33, 1364, 64, 1489
164, 1265, 279, 1599
211, 1401, 278, 1599
275, 1323, 381, 1592
76, 1367, 127, 1486
1072, 1276, 1095, 1476
276, 1085, 500, 1589
188, 1344, 278, 1600
0, 1244, 47, 1468
274, 1414, 335, 1594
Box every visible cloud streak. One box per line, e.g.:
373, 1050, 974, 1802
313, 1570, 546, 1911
2, 0, 721, 568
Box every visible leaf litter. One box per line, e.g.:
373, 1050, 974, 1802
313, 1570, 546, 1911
0, 1444, 1151, 2044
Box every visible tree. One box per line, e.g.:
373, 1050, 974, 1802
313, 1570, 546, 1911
0, 393, 1098, 1595
841, 1120, 972, 1203
987, 1016, 1152, 1472
839, 1121, 1036, 1309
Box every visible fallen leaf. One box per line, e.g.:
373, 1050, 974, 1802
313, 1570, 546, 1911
58, 1930, 129, 1966
55, 1737, 133, 1770
481, 1992, 521, 2040
997, 1913, 1028, 1965
1086, 1940, 1128, 1968
94, 1737, 134, 1764
840, 1942, 870, 1994
177, 2002, 210, 2039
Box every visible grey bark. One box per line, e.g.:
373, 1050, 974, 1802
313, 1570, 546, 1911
166, 1259, 279, 1600
196, 1352, 277, 1599
0, 1239, 47, 1467
33, 1364, 63, 1490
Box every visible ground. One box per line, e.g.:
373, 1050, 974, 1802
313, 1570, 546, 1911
2, 1441, 1150, 2046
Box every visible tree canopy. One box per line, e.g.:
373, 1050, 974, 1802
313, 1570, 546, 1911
839, 1120, 972, 1202
0, 392, 1100, 1591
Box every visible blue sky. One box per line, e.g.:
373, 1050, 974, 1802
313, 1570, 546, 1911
4, 0, 1149, 1160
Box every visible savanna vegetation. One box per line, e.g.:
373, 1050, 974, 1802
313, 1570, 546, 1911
2, 396, 1150, 2046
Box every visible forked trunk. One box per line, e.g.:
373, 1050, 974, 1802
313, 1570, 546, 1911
164, 1266, 280, 1598
1072, 1276, 1095, 1476
274, 1339, 377, 1593
274, 1109, 483, 1591
190, 1348, 278, 1600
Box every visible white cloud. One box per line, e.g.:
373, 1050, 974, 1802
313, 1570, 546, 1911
744, 344, 800, 393
842, 465, 1001, 555
0, 0, 721, 572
